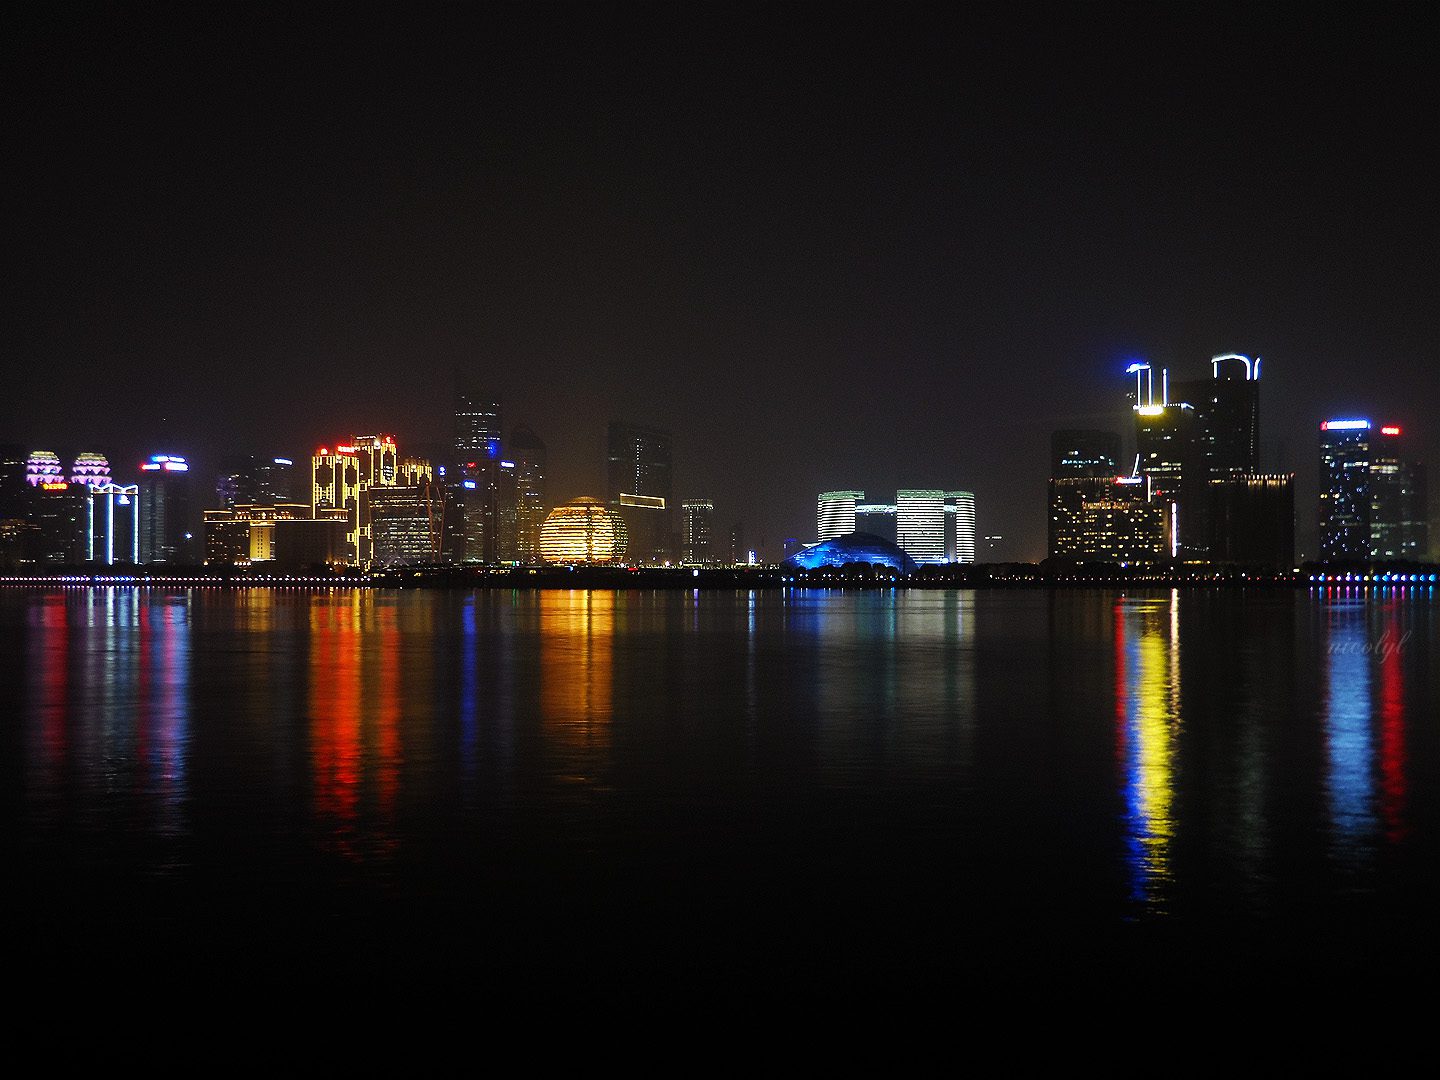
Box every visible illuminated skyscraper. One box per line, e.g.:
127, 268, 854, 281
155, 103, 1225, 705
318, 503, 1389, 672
312, 444, 361, 563
31, 479, 87, 564
25, 450, 64, 487
607, 421, 674, 564
217, 455, 294, 507
682, 500, 714, 564
69, 452, 111, 489
455, 389, 503, 562
896, 489, 946, 565
1319, 419, 1373, 561
1178, 354, 1261, 477
1048, 429, 1122, 560
1370, 425, 1428, 560
371, 479, 442, 566
854, 501, 896, 543
510, 425, 547, 564
817, 490, 863, 541
139, 454, 194, 563
1051, 430, 1121, 478
945, 490, 976, 563
455, 390, 502, 464
310, 436, 402, 565
88, 484, 140, 565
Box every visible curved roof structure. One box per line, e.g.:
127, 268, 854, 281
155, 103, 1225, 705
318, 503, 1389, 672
539, 497, 629, 564
782, 531, 918, 574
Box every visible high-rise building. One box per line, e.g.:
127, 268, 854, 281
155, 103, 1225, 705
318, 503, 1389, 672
1370, 425, 1428, 560
1135, 401, 1201, 559
70, 452, 112, 490
728, 521, 744, 567
1178, 354, 1261, 478
1318, 419, 1373, 561
682, 500, 714, 564
217, 455, 294, 508
510, 425, 547, 565
1051, 430, 1122, 478
606, 421, 674, 564
455, 389, 502, 464
945, 490, 977, 563
30, 480, 87, 564
0, 445, 29, 521
854, 502, 896, 544
896, 490, 946, 565
1079, 480, 1167, 564
312, 444, 362, 563
495, 459, 519, 562
370, 481, 443, 566
1049, 429, 1121, 560
139, 454, 194, 563
311, 436, 404, 565
1205, 474, 1294, 566
817, 490, 864, 541
88, 484, 140, 565
454, 389, 503, 562
25, 450, 66, 488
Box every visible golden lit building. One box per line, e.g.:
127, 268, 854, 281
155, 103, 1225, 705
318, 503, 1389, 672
539, 497, 629, 564
311, 435, 410, 565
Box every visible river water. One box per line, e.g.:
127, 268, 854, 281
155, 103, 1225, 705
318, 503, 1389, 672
2, 585, 1436, 1009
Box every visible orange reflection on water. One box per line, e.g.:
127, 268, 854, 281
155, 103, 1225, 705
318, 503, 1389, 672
539, 590, 614, 780
371, 602, 401, 826
309, 595, 363, 854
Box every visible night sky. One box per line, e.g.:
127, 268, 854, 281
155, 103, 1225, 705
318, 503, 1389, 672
6, 4, 1437, 560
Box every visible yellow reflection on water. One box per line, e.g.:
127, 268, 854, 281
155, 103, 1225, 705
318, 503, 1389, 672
539, 590, 614, 778
1116, 592, 1180, 911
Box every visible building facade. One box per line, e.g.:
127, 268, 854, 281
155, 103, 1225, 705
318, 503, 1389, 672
682, 500, 714, 564
607, 421, 674, 564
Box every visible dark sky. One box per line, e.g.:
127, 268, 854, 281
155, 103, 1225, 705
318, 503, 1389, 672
6, 3, 1437, 560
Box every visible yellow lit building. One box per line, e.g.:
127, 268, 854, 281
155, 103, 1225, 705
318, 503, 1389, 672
539, 497, 629, 564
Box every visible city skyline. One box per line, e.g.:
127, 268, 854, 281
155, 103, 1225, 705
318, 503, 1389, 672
4, 6, 1437, 560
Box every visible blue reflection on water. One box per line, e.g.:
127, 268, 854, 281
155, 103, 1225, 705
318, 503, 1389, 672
1324, 600, 1375, 867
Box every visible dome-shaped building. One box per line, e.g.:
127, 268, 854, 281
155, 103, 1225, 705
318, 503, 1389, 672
70, 452, 112, 488
781, 531, 918, 574
539, 497, 629, 564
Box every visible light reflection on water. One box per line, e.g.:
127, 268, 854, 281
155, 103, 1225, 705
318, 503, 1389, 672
7, 584, 1438, 981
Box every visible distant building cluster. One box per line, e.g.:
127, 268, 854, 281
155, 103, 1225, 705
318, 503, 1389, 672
1318, 420, 1428, 562
0, 388, 742, 571
1046, 353, 1430, 568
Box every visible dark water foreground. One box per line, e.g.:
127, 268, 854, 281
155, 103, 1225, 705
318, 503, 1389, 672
2, 585, 1436, 1015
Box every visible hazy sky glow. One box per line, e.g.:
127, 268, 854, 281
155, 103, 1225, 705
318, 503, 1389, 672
6, 4, 1436, 559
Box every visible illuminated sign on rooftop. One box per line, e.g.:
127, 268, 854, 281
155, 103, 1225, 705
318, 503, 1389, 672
1321, 419, 1370, 431
1380, 426, 1401, 436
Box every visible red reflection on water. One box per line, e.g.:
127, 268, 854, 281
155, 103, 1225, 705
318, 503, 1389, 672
34, 594, 69, 772
1378, 612, 1408, 845
310, 602, 361, 853
372, 604, 400, 825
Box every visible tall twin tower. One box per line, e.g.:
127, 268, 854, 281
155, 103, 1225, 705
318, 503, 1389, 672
1049, 354, 1295, 566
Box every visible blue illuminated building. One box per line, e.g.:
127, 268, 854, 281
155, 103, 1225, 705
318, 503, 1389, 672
1319, 419, 1372, 560
783, 532, 919, 574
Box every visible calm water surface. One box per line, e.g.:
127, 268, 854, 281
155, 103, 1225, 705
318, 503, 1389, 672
2, 586, 1437, 1004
